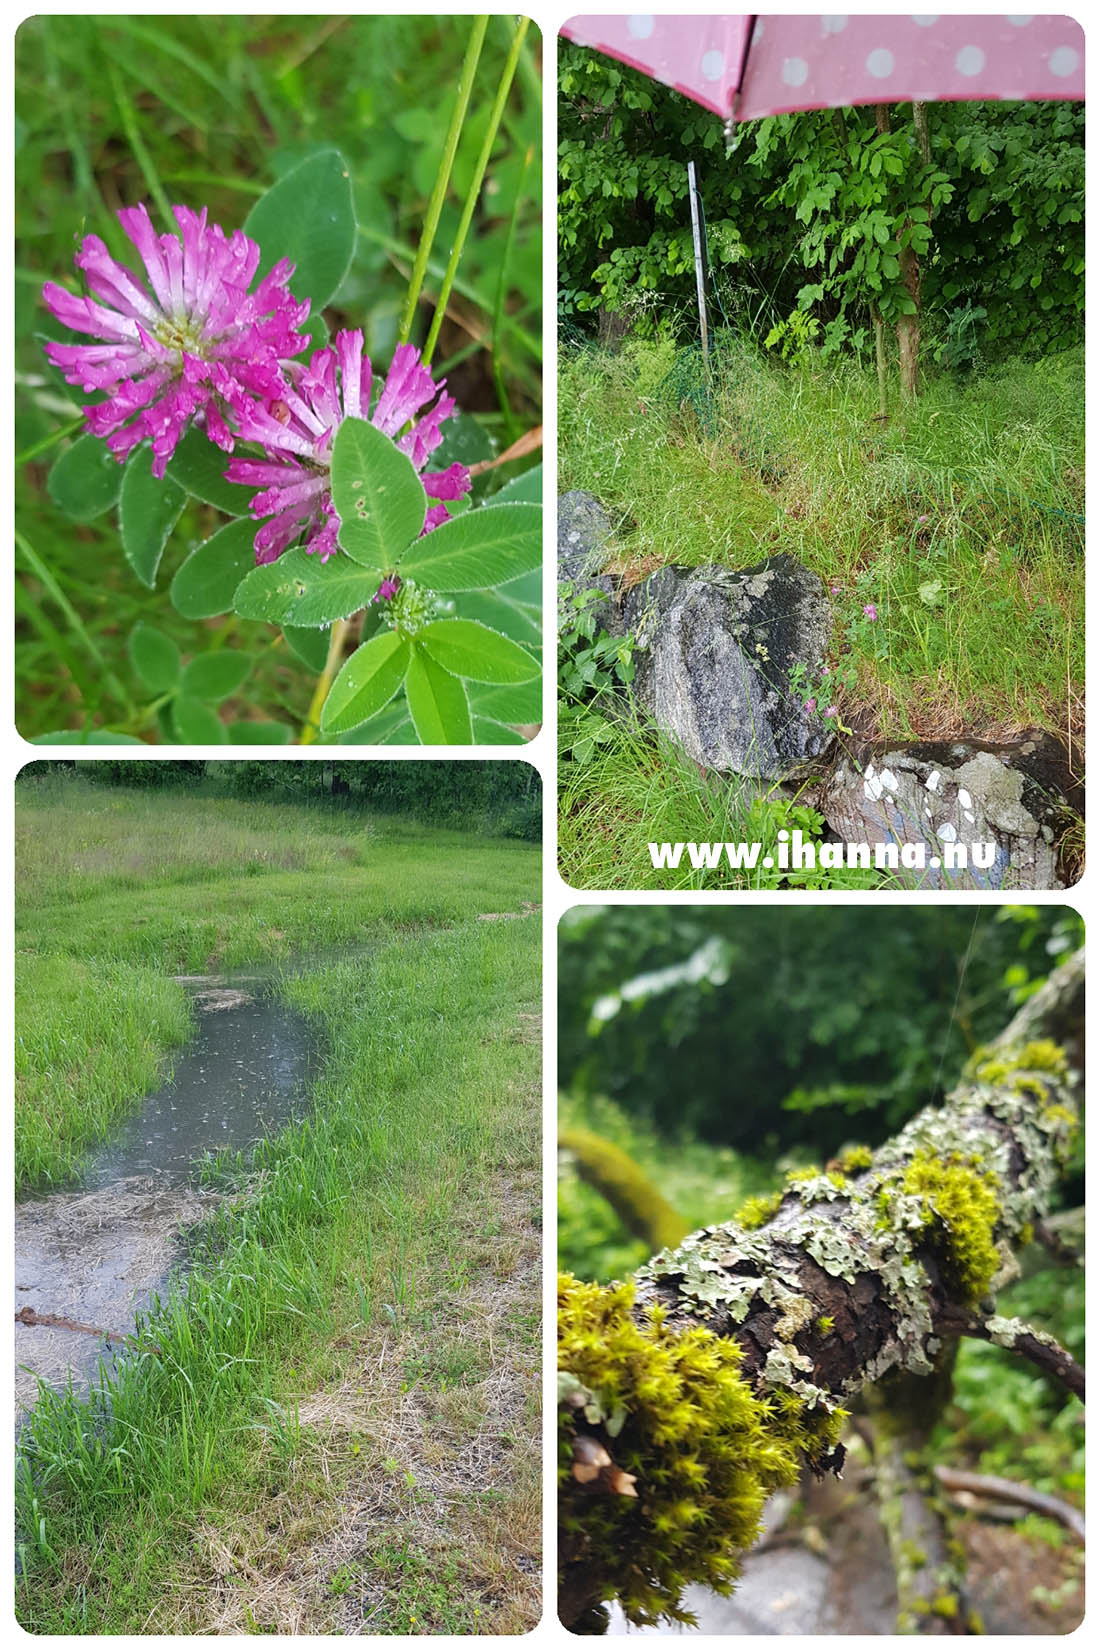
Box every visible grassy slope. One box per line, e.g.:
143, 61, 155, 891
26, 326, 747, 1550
16, 778, 541, 1633
558, 341, 1083, 890
16, 774, 531, 1185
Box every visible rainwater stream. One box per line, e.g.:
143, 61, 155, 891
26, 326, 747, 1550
14, 971, 318, 1421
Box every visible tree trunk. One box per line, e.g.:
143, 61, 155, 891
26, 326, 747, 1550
874, 309, 889, 418
898, 102, 932, 399
559, 952, 1084, 1630
867, 1356, 972, 1633
897, 248, 921, 400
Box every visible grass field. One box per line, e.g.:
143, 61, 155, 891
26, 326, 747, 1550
15, 773, 541, 1633
558, 338, 1084, 890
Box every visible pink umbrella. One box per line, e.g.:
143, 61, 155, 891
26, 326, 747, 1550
560, 14, 1084, 122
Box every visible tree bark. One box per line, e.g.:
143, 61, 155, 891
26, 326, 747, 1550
559, 951, 1083, 1630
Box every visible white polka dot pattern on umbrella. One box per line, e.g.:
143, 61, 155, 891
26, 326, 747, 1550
1049, 45, 1079, 78
558, 13, 1084, 120
956, 45, 986, 77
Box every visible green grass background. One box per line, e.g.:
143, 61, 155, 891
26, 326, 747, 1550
16, 774, 541, 1632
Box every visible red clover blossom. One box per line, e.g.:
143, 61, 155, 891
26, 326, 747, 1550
225, 330, 470, 565
43, 204, 309, 477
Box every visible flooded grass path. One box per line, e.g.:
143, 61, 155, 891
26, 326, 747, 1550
14, 972, 318, 1419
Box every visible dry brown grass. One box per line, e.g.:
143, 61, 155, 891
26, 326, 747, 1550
155, 1014, 542, 1637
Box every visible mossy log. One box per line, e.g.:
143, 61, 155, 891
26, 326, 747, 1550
559, 951, 1084, 1631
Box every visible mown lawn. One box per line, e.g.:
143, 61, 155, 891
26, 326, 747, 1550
16, 774, 541, 1633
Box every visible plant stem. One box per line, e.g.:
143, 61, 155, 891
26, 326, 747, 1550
105, 55, 174, 230
15, 529, 130, 707
299, 618, 348, 744
492, 141, 533, 440
422, 17, 530, 369
14, 416, 85, 468
396, 16, 488, 347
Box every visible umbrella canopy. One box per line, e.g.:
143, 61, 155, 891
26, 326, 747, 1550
560, 13, 1084, 121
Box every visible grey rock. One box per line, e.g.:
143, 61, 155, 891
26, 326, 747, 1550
817, 731, 1076, 890
557, 488, 624, 635
557, 488, 615, 582
622, 555, 833, 780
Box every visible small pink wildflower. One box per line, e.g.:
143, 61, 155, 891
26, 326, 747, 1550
226, 330, 469, 564
862, 603, 878, 621
43, 204, 309, 477
373, 576, 401, 604
804, 697, 816, 712
830, 584, 842, 595
823, 705, 837, 718
918, 514, 929, 524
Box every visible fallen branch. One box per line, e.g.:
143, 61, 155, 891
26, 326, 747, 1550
939, 1304, 1085, 1401
15, 1305, 127, 1343
559, 951, 1084, 1630
934, 1466, 1085, 1542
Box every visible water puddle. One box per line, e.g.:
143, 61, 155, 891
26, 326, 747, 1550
14, 971, 318, 1420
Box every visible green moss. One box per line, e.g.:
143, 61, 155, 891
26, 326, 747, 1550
559, 1127, 690, 1252
837, 1144, 873, 1173
558, 1272, 842, 1628
785, 1166, 821, 1186
932, 1593, 960, 1619
735, 1190, 783, 1230
815, 1315, 834, 1336
896, 1151, 1001, 1303
971, 1038, 1068, 1085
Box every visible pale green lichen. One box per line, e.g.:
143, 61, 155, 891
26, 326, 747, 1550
563, 1034, 1078, 1627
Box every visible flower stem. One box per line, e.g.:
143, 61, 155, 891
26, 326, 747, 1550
422, 18, 530, 369
396, 16, 488, 348
299, 618, 348, 744
491, 140, 533, 440
14, 416, 85, 469
104, 56, 174, 230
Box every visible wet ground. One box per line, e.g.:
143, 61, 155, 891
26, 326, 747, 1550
14, 972, 317, 1420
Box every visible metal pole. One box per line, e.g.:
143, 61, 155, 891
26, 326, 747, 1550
687, 161, 709, 367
